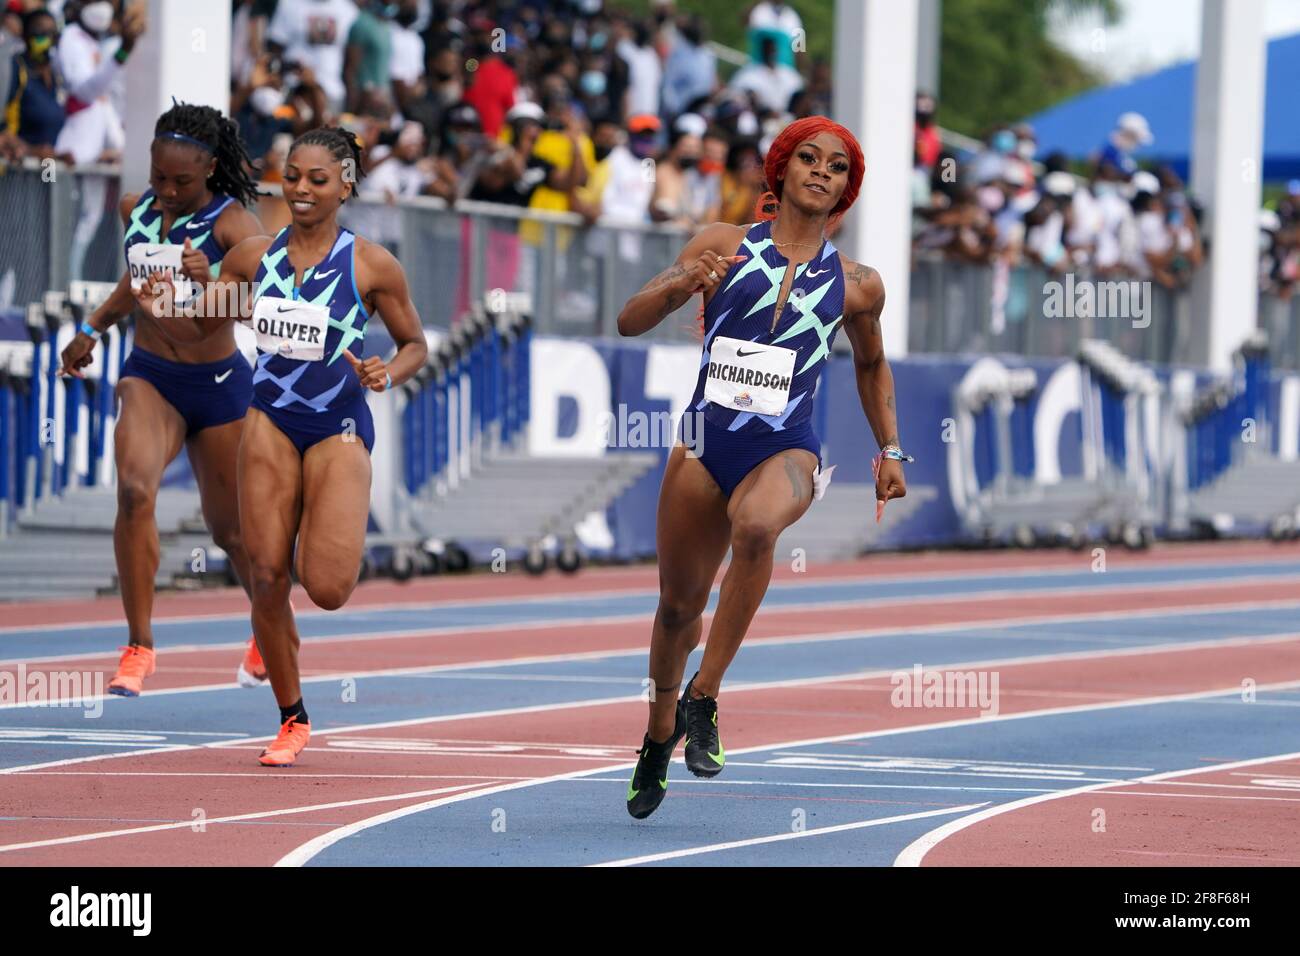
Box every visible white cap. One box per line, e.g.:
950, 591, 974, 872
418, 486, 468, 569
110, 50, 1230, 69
1117, 111, 1153, 145
998, 159, 1028, 186
674, 112, 708, 139
1130, 169, 1160, 196
1042, 171, 1076, 197
1260, 208, 1281, 232
505, 101, 545, 124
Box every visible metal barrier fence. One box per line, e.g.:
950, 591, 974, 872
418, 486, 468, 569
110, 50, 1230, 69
5, 162, 1300, 364
338, 195, 701, 342
908, 255, 1203, 365
0, 160, 125, 313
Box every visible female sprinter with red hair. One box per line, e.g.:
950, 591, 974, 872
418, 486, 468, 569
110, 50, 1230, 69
617, 117, 909, 819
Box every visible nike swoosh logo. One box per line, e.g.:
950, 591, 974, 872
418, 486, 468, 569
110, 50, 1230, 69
736, 348, 764, 357
314, 269, 337, 280
806, 268, 826, 277
186, 222, 207, 229
276, 305, 298, 313
626, 781, 638, 801
214, 369, 233, 384
145, 249, 165, 257
709, 743, 725, 766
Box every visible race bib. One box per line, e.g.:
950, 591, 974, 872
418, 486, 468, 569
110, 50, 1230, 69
703, 335, 796, 416
127, 243, 193, 303
251, 297, 329, 362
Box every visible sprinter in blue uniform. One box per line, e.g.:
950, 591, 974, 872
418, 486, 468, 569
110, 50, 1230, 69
59, 102, 267, 698
135, 127, 427, 767
616, 117, 910, 818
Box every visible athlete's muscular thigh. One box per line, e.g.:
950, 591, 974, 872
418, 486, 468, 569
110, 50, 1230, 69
655, 444, 732, 627
295, 435, 372, 610
238, 408, 303, 587
726, 448, 817, 555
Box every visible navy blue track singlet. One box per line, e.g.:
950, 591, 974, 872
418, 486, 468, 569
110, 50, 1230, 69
123, 188, 233, 276
250, 226, 372, 415
688, 219, 847, 434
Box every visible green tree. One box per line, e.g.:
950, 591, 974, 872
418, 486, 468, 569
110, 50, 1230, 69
937, 0, 1118, 137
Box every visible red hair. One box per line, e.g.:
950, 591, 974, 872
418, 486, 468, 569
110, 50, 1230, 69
694, 116, 864, 338
754, 116, 865, 222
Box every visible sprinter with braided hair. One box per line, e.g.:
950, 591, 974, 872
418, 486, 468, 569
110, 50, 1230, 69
133, 125, 428, 767
59, 100, 269, 698
616, 117, 907, 819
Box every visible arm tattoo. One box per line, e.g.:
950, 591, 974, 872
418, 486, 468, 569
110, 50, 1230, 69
886, 395, 895, 411
845, 263, 875, 286
645, 263, 685, 292
644, 263, 690, 317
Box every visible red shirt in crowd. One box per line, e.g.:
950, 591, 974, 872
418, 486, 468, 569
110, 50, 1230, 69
464, 56, 517, 138
915, 123, 941, 169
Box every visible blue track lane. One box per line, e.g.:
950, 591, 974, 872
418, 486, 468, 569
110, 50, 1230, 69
2, 601, 1297, 776
302, 688, 1300, 867
2, 558, 1299, 659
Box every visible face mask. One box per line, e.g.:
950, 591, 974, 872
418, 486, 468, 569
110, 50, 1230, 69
629, 139, 657, 160
579, 71, 606, 97
250, 85, 284, 118
677, 155, 699, 171
699, 158, 722, 176
1017, 141, 1035, 160
992, 130, 1016, 154
80, 2, 115, 35
976, 184, 1004, 212
394, 9, 418, 27
594, 143, 613, 162
1094, 181, 1119, 198
27, 34, 55, 60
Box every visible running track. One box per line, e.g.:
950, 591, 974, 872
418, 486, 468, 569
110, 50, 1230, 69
2, 541, 1299, 867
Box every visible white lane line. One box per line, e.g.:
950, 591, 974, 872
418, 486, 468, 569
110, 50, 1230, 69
588, 803, 991, 868
272, 677, 1300, 867
4, 559, 1297, 642
0, 782, 495, 855
764, 752, 1156, 771
1097, 790, 1300, 804
6, 597, 1300, 709
8, 635, 1300, 779
11, 771, 536, 781
10, 575, 1300, 669
892, 749, 1300, 867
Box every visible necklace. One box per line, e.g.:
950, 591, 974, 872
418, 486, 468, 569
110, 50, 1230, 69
770, 234, 822, 249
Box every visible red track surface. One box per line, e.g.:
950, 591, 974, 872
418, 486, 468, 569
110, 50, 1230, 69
4, 539, 1294, 630
922, 756, 1300, 867
5, 632, 1300, 866
5, 541, 1300, 866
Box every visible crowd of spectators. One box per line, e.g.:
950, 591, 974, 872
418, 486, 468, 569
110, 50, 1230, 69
914, 105, 1210, 293
1, 0, 1295, 302
218, 0, 824, 234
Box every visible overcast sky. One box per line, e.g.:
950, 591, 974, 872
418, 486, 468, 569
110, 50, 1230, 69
1048, 0, 1300, 81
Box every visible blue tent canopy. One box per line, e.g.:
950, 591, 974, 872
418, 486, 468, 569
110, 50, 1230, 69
1024, 31, 1300, 182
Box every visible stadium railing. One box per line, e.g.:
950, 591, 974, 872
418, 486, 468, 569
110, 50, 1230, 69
0, 161, 1295, 365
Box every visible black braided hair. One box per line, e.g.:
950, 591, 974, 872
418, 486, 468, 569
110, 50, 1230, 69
289, 126, 367, 201
153, 101, 261, 207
